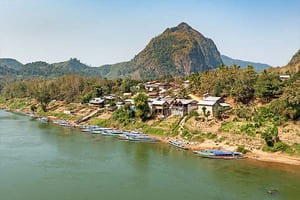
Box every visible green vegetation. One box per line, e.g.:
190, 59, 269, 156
254, 71, 282, 103
134, 93, 150, 121
112, 105, 135, 125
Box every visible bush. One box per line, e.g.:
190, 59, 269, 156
261, 125, 279, 147
112, 105, 135, 125
271, 142, 291, 152
239, 123, 256, 137
220, 121, 235, 132
236, 146, 250, 154
236, 107, 252, 120
185, 110, 199, 121
30, 105, 37, 113
191, 135, 205, 142
81, 93, 93, 104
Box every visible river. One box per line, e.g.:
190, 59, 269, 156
0, 110, 299, 200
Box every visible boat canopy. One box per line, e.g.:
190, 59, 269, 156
206, 150, 235, 156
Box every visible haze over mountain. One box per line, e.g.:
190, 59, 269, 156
221, 55, 271, 72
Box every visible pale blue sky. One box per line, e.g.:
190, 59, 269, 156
0, 0, 299, 67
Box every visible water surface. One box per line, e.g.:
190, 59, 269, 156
0, 110, 299, 200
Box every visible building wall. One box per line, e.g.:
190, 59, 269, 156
198, 105, 214, 116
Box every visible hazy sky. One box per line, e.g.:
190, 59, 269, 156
0, 0, 299, 67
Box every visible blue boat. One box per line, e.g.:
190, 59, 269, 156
193, 150, 245, 159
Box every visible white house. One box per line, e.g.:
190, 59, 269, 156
89, 98, 105, 107
198, 96, 230, 117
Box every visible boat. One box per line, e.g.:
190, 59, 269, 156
37, 117, 49, 123
126, 135, 158, 142
193, 150, 245, 160
168, 140, 188, 150
53, 120, 73, 127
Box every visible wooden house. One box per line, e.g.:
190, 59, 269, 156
170, 99, 198, 116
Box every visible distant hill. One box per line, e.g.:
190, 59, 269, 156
269, 49, 300, 74
98, 22, 223, 79
0, 58, 23, 70
221, 55, 271, 72
0, 58, 103, 78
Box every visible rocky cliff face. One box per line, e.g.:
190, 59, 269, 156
130, 22, 223, 78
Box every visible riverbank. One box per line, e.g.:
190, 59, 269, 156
1, 98, 300, 166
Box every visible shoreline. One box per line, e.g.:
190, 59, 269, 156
2, 107, 300, 166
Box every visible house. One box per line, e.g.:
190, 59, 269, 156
198, 96, 229, 117
157, 82, 171, 90
104, 95, 116, 101
279, 75, 291, 80
63, 110, 74, 115
104, 95, 116, 104
89, 98, 105, 107
198, 100, 218, 116
116, 102, 124, 109
104, 104, 117, 112
123, 92, 132, 97
124, 99, 134, 105
203, 96, 224, 103
183, 80, 190, 88
170, 99, 198, 116
147, 91, 159, 98
151, 100, 170, 118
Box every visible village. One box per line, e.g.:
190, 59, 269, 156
88, 80, 231, 119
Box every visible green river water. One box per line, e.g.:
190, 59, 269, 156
0, 110, 300, 200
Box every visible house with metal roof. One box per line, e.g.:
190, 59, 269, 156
198, 96, 229, 117
170, 99, 198, 116
89, 98, 105, 107
151, 100, 171, 118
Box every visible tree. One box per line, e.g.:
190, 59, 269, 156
255, 71, 282, 103
201, 106, 211, 120
261, 125, 279, 147
112, 105, 135, 125
121, 79, 137, 93
281, 80, 300, 119
134, 93, 150, 121
231, 66, 257, 104
94, 85, 103, 97
34, 85, 51, 112
178, 88, 189, 99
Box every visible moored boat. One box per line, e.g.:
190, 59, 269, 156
126, 135, 158, 142
168, 140, 188, 150
37, 117, 49, 123
194, 150, 246, 160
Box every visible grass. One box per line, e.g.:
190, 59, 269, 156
38, 111, 78, 121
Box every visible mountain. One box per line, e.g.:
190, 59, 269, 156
269, 49, 300, 74
221, 55, 271, 72
0, 23, 224, 79
98, 22, 223, 79
0, 58, 23, 70
0, 58, 103, 78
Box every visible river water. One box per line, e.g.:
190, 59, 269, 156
0, 110, 299, 200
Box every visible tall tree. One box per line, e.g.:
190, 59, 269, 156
255, 71, 282, 103
134, 93, 150, 121
231, 66, 257, 104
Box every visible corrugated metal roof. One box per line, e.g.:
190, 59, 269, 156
198, 100, 217, 106
152, 100, 167, 105
204, 96, 222, 101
